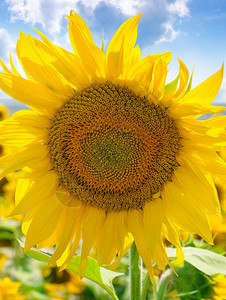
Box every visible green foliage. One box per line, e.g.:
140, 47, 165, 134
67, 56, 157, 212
163, 262, 216, 300
166, 247, 226, 275
26, 248, 122, 300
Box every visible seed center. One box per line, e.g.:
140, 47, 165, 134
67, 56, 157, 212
48, 81, 181, 212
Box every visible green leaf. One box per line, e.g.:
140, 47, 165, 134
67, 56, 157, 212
28, 290, 53, 300
166, 247, 226, 275
9, 265, 44, 288
26, 249, 121, 300
26, 249, 50, 263
0, 219, 19, 232
164, 76, 179, 94
0, 231, 14, 240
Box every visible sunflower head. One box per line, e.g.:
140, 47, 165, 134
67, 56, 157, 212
48, 81, 181, 212
0, 10, 225, 281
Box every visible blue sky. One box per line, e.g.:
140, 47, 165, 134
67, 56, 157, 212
0, 0, 226, 108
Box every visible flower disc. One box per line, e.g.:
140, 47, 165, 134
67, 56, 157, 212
48, 81, 181, 211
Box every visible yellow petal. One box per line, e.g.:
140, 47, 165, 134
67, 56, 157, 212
107, 14, 140, 58
143, 200, 163, 256
178, 117, 226, 138
56, 186, 81, 207
17, 32, 74, 97
0, 143, 47, 179
169, 103, 225, 118
162, 215, 184, 264
114, 211, 130, 255
37, 207, 71, 249
174, 58, 189, 99
106, 233, 133, 270
9, 171, 58, 216
177, 153, 221, 217
204, 115, 226, 129
162, 180, 213, 244
14, 178, 30, 207
163, 58, 189, 106
0, 58, 11, 74
127, 209, 154, 282
0, 111, 48, 146
153, 239, 170, 271
24, 195, 62, 251
59, 229, 82, 271
79, 207, 105, 278
37, 231, 57, 249
127, 52, 171, 94
106, 14, 141, 79
67, 11, 106, 80
34, 28, 90, 90
0, 72, 64, 109
9, 53, 21, 77
191, 149, 226, 180
96, 213, 118, 266
51, 49, 90, 90
107, 36, 124, 81
127, 54, 156, 93
152, 58, 168, 99
181, 128, 226, 150
182, 63, 224, 105
128, 45, 141, 69
22, 204, 39, 236
49, 206, 83, 263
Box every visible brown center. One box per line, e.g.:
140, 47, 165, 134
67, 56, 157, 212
48, 81, 181, 212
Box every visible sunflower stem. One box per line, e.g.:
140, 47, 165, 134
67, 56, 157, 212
141, 271, 150, 300
130, 242, 142, 300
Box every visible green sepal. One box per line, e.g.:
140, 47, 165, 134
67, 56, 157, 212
164, 76, 179, 94
184, 65, 195, 95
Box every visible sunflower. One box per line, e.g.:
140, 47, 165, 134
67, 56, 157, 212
43, 266, 85, 299
213, 274, 226, 300
0, 278, 26, 300
0, 11, 225, 280
0, 173, 21, 220
0, 253, 26, 300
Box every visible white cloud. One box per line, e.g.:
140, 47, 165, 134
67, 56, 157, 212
0, 29, 19, 99
6, 0, 145, 34
155, 22, 180, 44
154, 0, 190, 44
6, 0, 43, 24
167, 0, 190, 17
107, 0, 145, 15
0, 28, 14, 59
0, 28, 27, 78
6, 0, 189, 36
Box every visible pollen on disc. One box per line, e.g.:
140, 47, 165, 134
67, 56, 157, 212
48, 81, 182, 212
